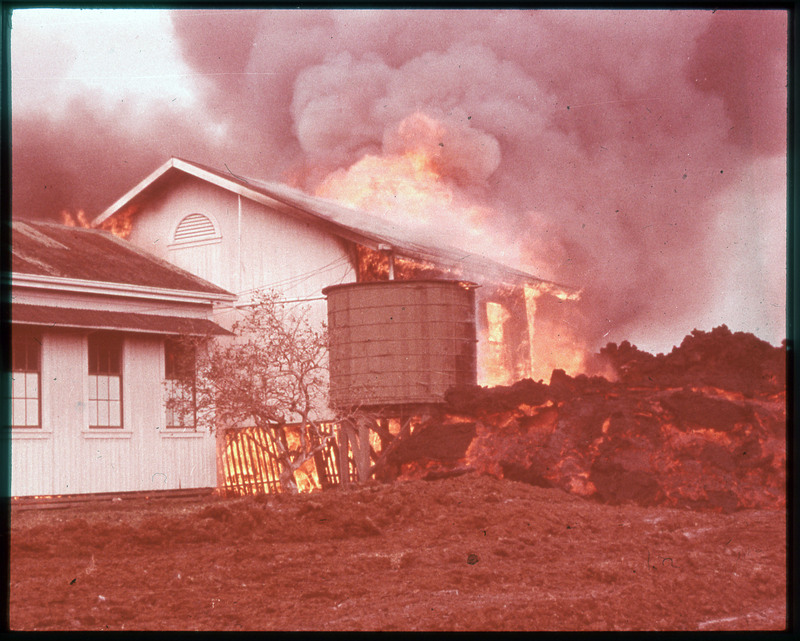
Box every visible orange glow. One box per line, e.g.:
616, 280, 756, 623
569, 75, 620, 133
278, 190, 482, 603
316, 150, 452, 225
486, 302, 510, 343
523, 282, 588, 382
688, 386, 755, 403
99, 205, 135, 239
397, 458, 462, 482
59, 206, 135, 240
354, 244, 461, 282
221, 424, 327, 496
315, 113, 586, 388
480, 301, 514, 387
538, 342, 587, 384
478, 288, 589, 387
60, 209, 91, 228
315, 141, 494, 235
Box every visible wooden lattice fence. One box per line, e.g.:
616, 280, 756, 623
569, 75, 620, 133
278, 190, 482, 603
219, 423, 357, 496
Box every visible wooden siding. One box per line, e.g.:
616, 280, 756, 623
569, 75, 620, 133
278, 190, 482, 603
168, 241, 223, 289
159, 433, 216, 490
43, 332, 85, 495
237, 196, 354, 300
125, 175, 239, 292
10, 331, 217, 497
125, 173, 356, 321
9, 433, 52, 496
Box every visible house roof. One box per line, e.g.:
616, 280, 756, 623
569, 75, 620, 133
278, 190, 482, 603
12, 304, 232, 336
94, 157, 578, 294
10, 221, 234, 299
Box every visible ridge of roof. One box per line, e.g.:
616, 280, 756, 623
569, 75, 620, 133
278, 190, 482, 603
95, 156, 578, 293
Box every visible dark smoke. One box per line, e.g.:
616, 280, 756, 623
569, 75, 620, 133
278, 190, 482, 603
11, 9, 786, 353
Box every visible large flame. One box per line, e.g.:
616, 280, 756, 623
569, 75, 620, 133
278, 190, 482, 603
315, 114, 495, 237
481, 301, 513, 387
221, 424, 332, 496
316, 149, 482, 226
314, 113, 590, 386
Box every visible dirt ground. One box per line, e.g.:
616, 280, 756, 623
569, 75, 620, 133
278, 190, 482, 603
8, 473, 787, 631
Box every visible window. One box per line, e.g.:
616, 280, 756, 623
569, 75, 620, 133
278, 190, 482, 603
11, 331, 41, 428
164, 339, 196, 429
172, 213, 219, 245
88, 333, 122, 428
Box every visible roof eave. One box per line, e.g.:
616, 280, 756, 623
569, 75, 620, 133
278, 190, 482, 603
9, 272, 238, 305
93, 157, 178, 226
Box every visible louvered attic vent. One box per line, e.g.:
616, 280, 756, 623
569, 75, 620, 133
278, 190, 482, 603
173, 213, 218, 244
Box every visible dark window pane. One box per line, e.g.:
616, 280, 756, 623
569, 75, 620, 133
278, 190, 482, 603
165, 339, 195, 380
164, 339, 197, 429
10, 331, 41, 427
12, 332, 40, 373
88, 333, 121, 375
109, 348, 120, 374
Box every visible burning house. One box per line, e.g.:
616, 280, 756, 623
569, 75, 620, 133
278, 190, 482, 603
93, 157, 580, 389
85, 156, 583, 493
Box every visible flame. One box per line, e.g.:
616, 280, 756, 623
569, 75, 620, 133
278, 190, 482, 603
100, 205, 135, 240
354, 244, 463, 282
315, 132, 495, 240
486, 302, 510, 343
480, 301, 513, 387
316, 151, 446, 224
221, 424, 327, 496
315, 114, 588, 386
457, 386, 784, 512
354, 245, 392, 282
59, 206, 135, 240
523, 282, 590, 382
60, 209, 91, 228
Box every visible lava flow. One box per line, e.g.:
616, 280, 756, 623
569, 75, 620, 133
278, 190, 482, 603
379, 325, 786, 513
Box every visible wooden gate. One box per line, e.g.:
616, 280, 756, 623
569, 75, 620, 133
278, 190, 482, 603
219, 423, 356, 496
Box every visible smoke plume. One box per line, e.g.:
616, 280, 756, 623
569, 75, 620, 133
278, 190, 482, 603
11, 9, 787, 353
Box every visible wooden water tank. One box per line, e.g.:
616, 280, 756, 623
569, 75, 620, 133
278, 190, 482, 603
323, 280, 478, 410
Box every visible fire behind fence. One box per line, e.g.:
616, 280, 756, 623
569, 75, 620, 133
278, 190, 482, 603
219, 423, 358, 496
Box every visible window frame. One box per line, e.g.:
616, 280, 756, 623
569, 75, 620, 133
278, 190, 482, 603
87, 332, 123, 429
163, 338, 198, 431
10, 329, 42, 429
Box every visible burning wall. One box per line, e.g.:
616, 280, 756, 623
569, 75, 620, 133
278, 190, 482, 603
351, 244, 582, 388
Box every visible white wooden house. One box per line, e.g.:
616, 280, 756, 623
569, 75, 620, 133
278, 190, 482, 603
8, 221, 236, 497
94, 157, 579, 384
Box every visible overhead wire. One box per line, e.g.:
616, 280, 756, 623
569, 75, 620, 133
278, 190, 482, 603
235, 254, 352, 299
52, 254, 353, 318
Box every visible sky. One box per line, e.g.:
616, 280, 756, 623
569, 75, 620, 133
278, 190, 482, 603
10, 8, 788, 355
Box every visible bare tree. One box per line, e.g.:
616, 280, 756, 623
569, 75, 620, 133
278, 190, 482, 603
186, 291, 335, 493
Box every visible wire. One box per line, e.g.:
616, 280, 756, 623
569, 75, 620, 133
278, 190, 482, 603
34, 254, 353, 318
236, 254, 351, 295
235, 255, 352, 298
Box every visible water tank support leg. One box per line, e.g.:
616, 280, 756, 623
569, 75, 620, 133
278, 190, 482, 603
336, 423, 351, 486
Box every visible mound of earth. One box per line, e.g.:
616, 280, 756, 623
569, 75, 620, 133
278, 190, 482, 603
9, 474, 786, 631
